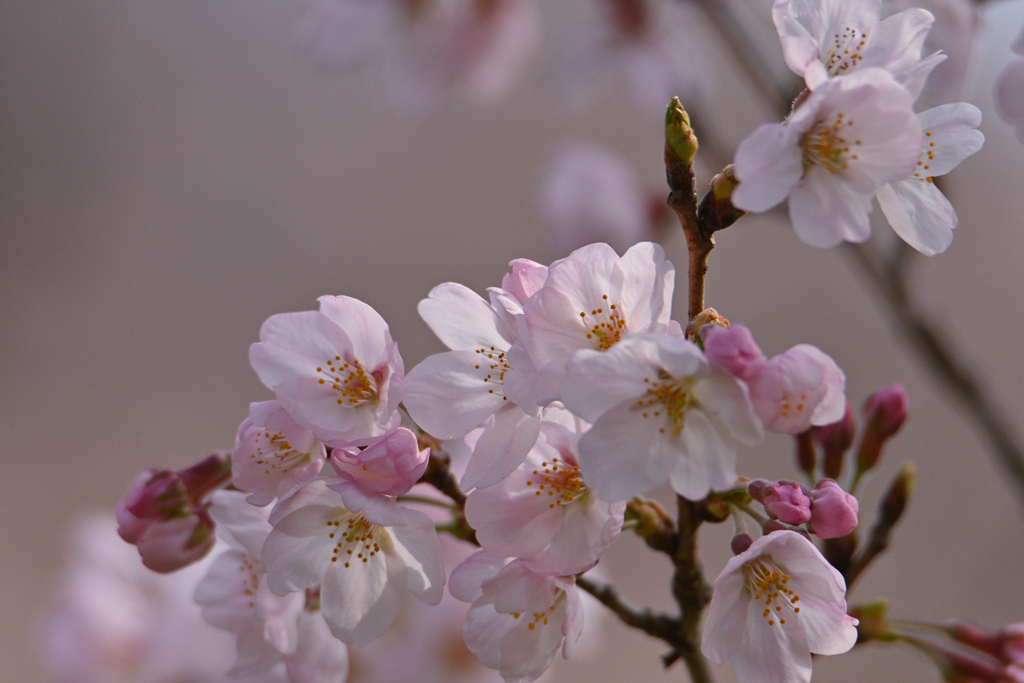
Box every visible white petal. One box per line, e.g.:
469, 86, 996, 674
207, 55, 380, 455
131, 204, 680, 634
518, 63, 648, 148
461, 406, 542, 491
700, 570, 749, 664
209, 490, 273, 556
997, 59, 1024, 141
789, 167, 873, 248
403, 350, 507, 438
877, 180, 955, 256
612, 242, 674, 333
692, 366, 763, 446
728, 597, 812, 683
449, 549, 508, 603
732, 123, 804, 213
417, 282, 512, 351
262, 504, 337, 596
916, 103, 985, 177
388, 509, 446, 605
316, 296, 393, 370
671, 410, 737, 500
320, 542, 406, 646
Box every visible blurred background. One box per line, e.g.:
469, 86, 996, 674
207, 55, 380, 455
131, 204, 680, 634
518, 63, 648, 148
3, 0, 1024, 680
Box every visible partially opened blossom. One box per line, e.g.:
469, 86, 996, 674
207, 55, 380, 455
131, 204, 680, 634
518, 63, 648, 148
702, 324, 846, 435
521, 241, 677, 404
876, 103, 984, 255
808, 479, 859, 538
249, 296, 403, 447
116, 453, 231, 573
538, 142, 661, 255
233, 401, 327, 507
772, 0, 940, 92
701, 530, 858, 683
561, 333, 762, 502
261, 478, 445, 646
761, 481, 812, 526
449, 550, 583, 683
732, 68, 922, 249
329, 427, 429, 497
404, 279, 543, 490
552, 0, 704, 114
465, 405, 626, 575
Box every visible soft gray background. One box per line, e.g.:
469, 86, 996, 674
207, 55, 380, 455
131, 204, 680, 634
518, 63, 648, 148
3, 0, 1023, 681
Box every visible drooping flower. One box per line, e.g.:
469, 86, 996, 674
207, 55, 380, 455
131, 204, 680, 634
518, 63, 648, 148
249, 296, 404, 447
261, 478, 445, 646
772, 0, 941, 92
521, 241, 677, 404
701, 530, 858, 683
561, 333, 763, 502
232, 401, 327, 507
116, 453, 231, 573
702, 324, 846, 435
876, 103, 984, 255
449, 550, 584, 683
732, 68, 922, 249
537, 142, 662, 255
403, 278, 544, 490
465, 404, 626, 575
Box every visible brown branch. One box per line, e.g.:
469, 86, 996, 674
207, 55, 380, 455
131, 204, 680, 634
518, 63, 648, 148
845, 242, 1024, 511
844, 462, 915, 588
576, 575, 681, 646
668, 496, 715, 683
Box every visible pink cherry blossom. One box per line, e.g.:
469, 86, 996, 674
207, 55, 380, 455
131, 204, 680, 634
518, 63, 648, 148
772, 0, 941, 92
551, 0, 705, 114
701, 530, 858, 683
501, 258, 548, 306
261, 478, 445, 646
296, 0, 538, 109
41, 514, 236, 683
702, 324, 846, 435
732, 68, 922, 249
808, 479, 859, 538
561, 333, 763, 502
465, 405, 626, 575
876, 103, 984, 255
233, 401, 327, 507
521, 241, 677, 404
538, 142, 661, 255
403, 279, 543, 490
116, 453, 231, 573
449, 550, 584, 683
762, 481, 813, 526
249, 296, 404, 447
329, 427, 429, 497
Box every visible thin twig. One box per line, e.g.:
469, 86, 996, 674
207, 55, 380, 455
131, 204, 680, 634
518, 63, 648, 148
576, 575, 681, 645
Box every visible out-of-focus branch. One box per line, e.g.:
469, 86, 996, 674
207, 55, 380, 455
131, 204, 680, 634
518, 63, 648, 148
576, 575, 682, 645
845, 241, 1024, 510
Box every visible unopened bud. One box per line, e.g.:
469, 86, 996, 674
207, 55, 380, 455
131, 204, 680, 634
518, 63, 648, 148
762, 480, 812, 525
626, 499, 676, 553
665, 97, 698, 166
823, 533, 857, 574
817, 402, 855, 479
794, 429, 817, 480
731, 532, 753, 555
700, 491, 732, 523
747, 479, 769, 503
849, 600, 897, 643
809, 479, 859, 539
945, 621, 1003, 658
880, 462, 915, 528
178, 452, 232, 499
690, 308, 729, 346
697, 165, 746, 231
856, 384, 909, 475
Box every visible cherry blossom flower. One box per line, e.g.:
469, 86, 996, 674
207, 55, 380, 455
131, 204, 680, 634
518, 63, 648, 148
41, 514, 236, 683
538, 142, 662, 255
561, 333, 762, 502
551, 0, 705, 114
808, 479, 859, 538
404, 279, 544, 490
261, 478, 445, 646
233, 401, 327, 507
732, 68, 922, 249
249, 296, 404, 447
772, 0, 941, 92
465, 405, 626, 575
761, 481, 813, 526
329, 426, 429, 497
702, 324, 846, 435
296, 0, 538, 109
521, 241, 677, 404
116, 453, 231, 573
449, 550, 583, 683
701, 530, 858, 683
876, 103, 984, 255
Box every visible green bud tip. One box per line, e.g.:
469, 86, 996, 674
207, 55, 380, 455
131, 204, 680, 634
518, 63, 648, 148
665, 97, 698, 164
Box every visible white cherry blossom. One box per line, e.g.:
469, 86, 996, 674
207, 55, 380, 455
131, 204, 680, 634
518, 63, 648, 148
561, 333, 763, 502
701, 530, 858, 683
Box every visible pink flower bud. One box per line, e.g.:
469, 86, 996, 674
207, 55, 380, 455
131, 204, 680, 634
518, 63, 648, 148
999, 623, 1024, 665
817, 401, 855, 479
762, 480, 812, 525
329, 427, 430, 497
747, 479, 770, 502
730, 532, 753, 555
856, 384, 909, 474
701, 323, 766, 381
808, 479, 859, 539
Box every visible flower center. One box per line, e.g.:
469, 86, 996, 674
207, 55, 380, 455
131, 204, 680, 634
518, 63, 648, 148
327, 514, 383, 568
580, 294, 626, 351
637, 371, 697, 437
237, 552, 262, 609
526, 457, 586, 509
779, 392, 809, 420
474, 345, 511, 402
912, 129, 936, 184
248, 430, 312, 475
742, 555, 802, 627
511, 591, 564, 631
800, 113, 860, 174
317, 357, 380, 407
823, 26, 867, 77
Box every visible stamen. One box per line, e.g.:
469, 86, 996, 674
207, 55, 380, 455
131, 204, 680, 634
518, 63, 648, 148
742, 555, 802, 627
579, 295, 626, 351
